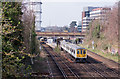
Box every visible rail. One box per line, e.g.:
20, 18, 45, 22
41, 43, 79, 78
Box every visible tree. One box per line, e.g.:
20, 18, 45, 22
84, 2, 119, 55
2, 2, 26, 77
62, 26, 69, 32
22, 7, 34, 54
1, 2, 39, 77
69, 21, 77, 32
104, 3, 118, 43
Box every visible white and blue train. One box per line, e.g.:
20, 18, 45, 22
60, 41, 87, 62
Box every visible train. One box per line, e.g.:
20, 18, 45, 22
60, 40, 87, 62
39, 38, 47, 43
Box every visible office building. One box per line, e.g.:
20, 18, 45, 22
82, 7, 99, 32
90, 8, 111, 20
82, 7, 111, 32
77, 21, 82, 32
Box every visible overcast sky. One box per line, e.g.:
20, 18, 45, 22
41, 0, 118, 27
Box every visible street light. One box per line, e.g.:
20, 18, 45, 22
74, 25, 77, 44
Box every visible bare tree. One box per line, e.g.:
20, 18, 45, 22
22, 6, 35, 53
104, 3, 118, 43
85, 3, 119, 54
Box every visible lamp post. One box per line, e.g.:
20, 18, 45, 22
92, 41, 94, 49
74, 25, 77, 44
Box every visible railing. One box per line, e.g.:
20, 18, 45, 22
36, 32, 86, 36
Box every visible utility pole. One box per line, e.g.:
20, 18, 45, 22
92, 41, 94, 50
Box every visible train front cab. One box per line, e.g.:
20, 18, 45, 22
76, 49, 87, 62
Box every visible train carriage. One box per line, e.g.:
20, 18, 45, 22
60, 40, 87, 62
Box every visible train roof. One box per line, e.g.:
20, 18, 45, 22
60, 41, 85, 49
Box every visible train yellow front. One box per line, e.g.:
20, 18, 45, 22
60, 41, 87, 62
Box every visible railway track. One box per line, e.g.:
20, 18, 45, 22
42, 44, 62, 78
60, 47, 119, 78
41, 42, 119, 78
86, 58, 119, 77
41, 43, 79, 78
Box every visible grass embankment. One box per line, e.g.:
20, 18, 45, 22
54, 46, 61, 53
31, 45, 48, 76
31, 53, 48, 74
81, 18, 119, 63
79, 44, 119, 63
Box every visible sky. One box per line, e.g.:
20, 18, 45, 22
41, 0, 118, 27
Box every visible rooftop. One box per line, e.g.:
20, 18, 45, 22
92, 7, 111, 11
